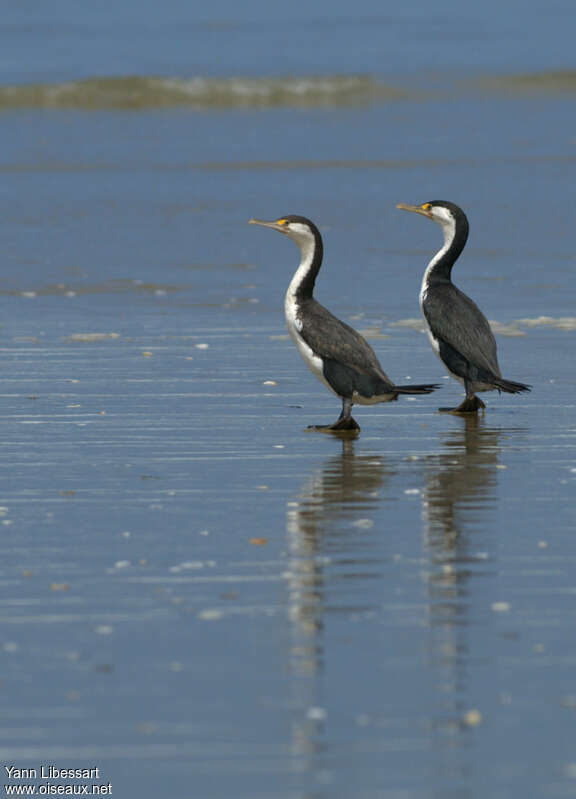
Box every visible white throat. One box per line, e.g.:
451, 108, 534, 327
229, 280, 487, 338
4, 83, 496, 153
282, 231, 329, 390
284, 232, 316, 343
419, 212, 456, 306
285, 233, 316, 306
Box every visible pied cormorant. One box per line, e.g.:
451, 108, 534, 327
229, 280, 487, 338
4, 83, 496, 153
249, 214, 440, 431
396, 200, 531, 413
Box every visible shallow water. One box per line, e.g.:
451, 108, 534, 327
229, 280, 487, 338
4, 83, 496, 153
1, 317, 576, 798
1, 2, 576, 798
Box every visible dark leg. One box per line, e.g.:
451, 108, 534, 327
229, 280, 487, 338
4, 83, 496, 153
307, 397, 360, 432
439, 391, 486, 414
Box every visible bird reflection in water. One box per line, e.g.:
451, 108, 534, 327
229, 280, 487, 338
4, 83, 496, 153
287, 440, 390, 644
422, 413, 512, 639
285, 439, 391, 761
424, 413, 506, 556
421, 415, 523, 777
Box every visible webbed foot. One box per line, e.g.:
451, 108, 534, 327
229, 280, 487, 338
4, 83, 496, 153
439, 395, 486, 414
307, 416, 361, 433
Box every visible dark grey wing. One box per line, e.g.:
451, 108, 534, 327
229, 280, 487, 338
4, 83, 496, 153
298, 299, 396, 398
423, 284, 501, 379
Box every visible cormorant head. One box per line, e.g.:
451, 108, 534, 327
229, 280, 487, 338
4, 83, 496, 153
396, 200, 468, 244
249, 215, 321, 251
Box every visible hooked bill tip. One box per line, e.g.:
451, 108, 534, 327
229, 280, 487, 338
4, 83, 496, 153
396, 202, 431, 216
248, 218, 281, 229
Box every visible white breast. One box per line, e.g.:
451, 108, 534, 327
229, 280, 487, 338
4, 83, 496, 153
284, 291, 335, 395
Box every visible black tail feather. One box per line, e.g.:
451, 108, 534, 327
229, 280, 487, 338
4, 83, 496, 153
492, 377, 531, 394
395, 383, 442, 395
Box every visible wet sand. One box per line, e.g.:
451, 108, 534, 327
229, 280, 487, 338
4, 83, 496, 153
0, 279, 575, 796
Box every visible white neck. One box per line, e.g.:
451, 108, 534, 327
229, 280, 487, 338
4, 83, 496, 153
419, 214, 456, 304
285, 235, 316, 304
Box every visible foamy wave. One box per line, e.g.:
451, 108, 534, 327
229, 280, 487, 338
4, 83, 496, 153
0, 75, 401, 110
516, 316, 576, 330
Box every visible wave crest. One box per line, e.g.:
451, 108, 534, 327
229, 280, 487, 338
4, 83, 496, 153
0, 74, 401, 110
